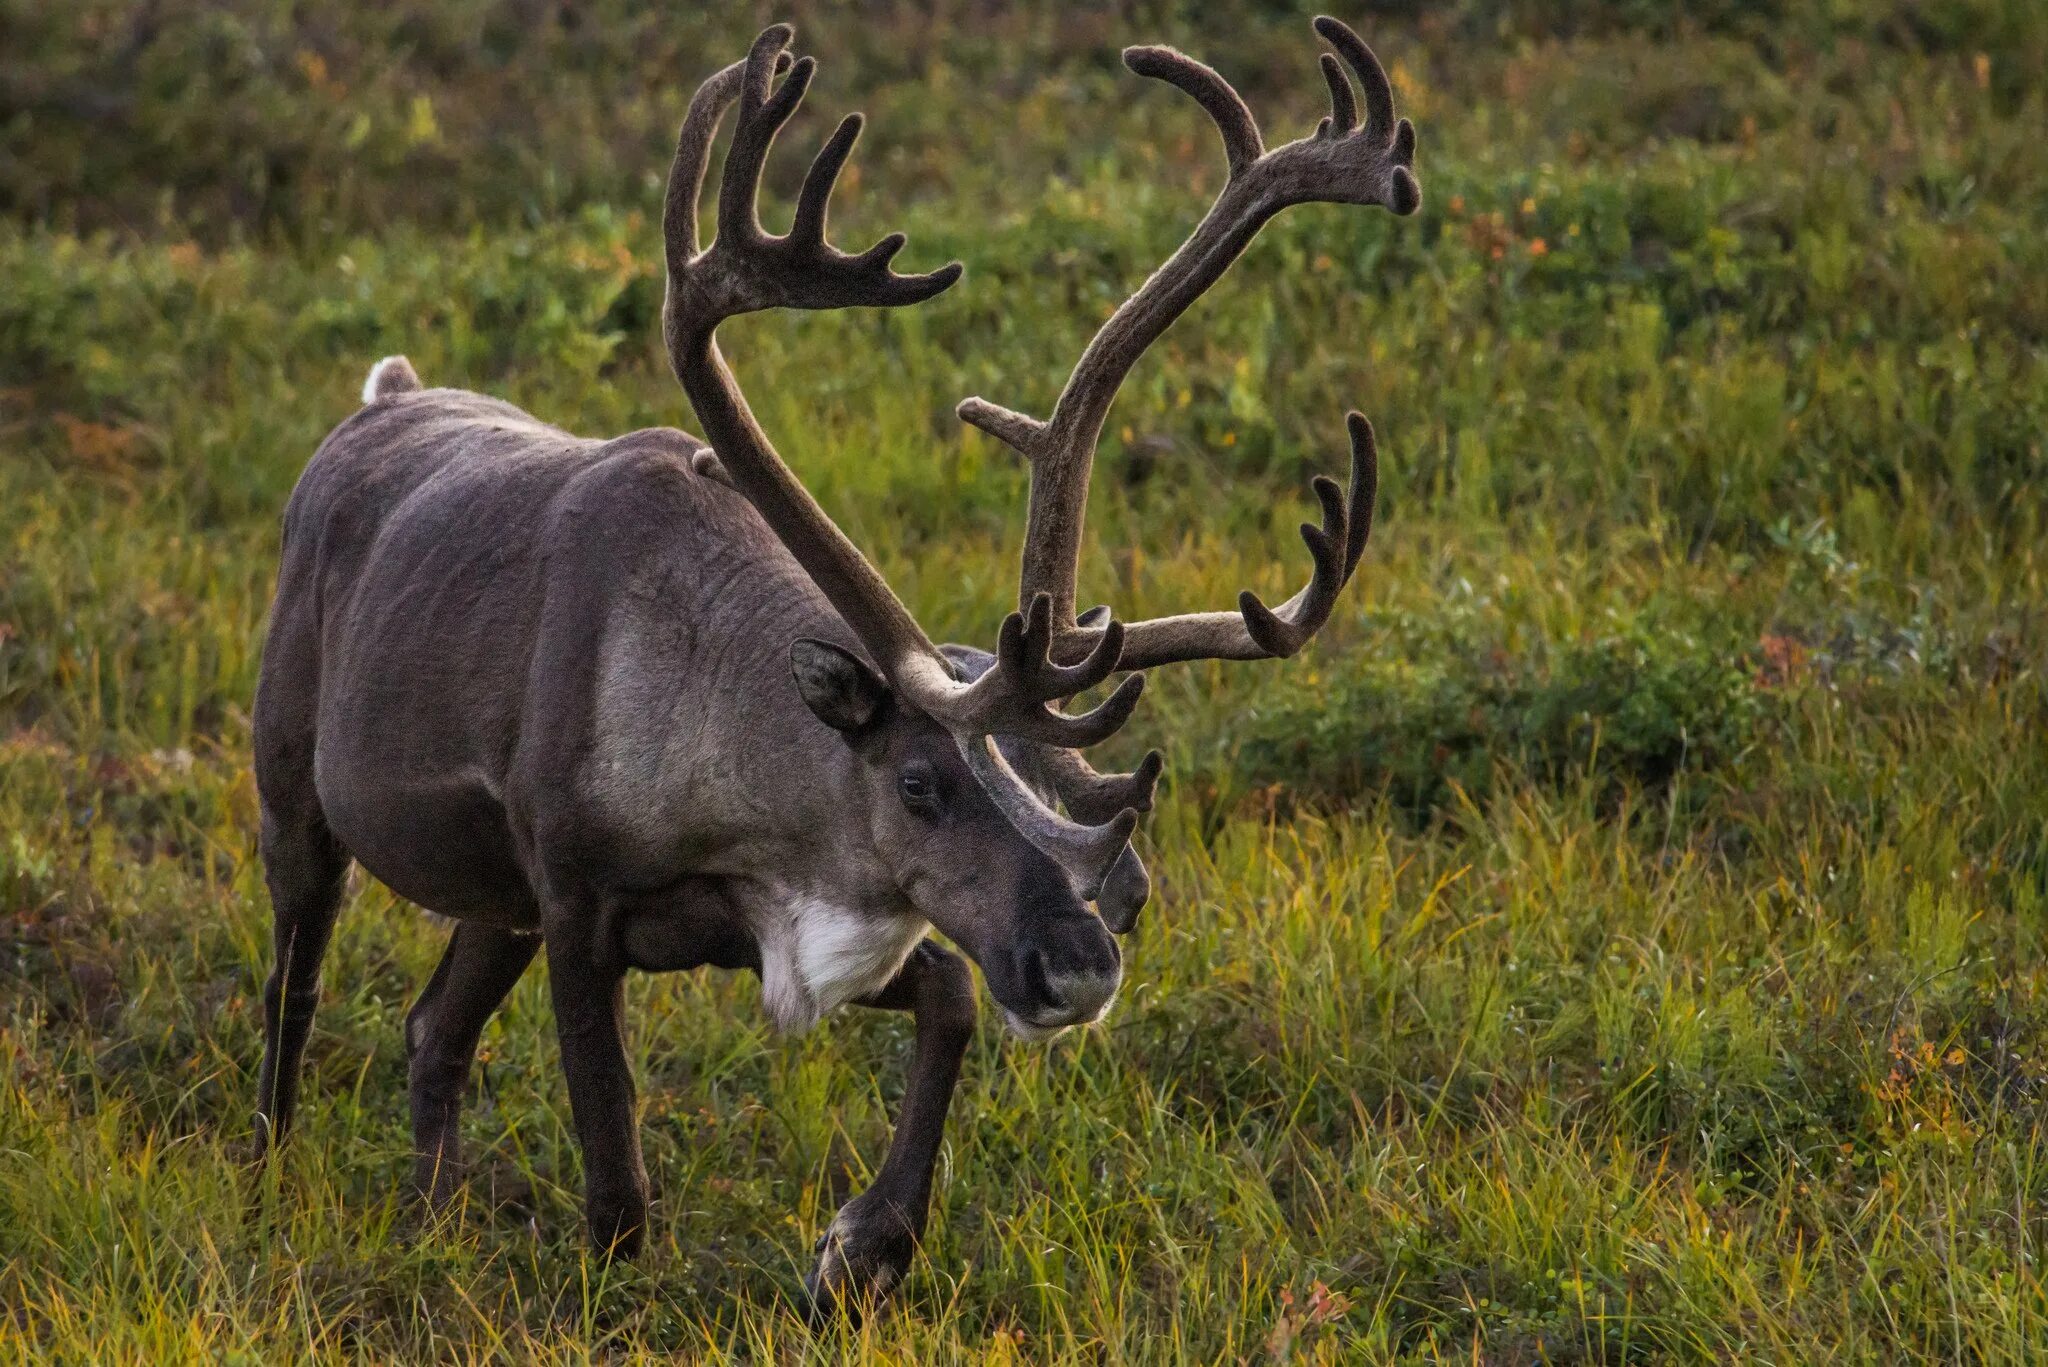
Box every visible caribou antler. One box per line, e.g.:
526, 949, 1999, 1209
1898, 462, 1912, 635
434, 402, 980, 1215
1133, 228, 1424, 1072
1095, 412, 1378, 668
939, 644, 1162, 926
1030, 747, 1160, 933
662, 26, 1145, 897
957, 14, 1415, 671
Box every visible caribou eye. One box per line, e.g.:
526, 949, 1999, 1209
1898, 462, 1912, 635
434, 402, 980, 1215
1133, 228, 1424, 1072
899, 769, 938, 810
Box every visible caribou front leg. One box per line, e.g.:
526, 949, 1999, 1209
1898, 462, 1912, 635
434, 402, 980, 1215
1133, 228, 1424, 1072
541, 891, 650, 1259
805, 940, 977, 1325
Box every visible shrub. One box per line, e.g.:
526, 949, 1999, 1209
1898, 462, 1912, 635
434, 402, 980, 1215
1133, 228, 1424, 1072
1234, 604, 1767, 820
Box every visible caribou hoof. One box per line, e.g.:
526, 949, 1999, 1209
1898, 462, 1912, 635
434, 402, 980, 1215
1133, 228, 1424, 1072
585, 1190, 648, 1263
801, 1197, 917, 1328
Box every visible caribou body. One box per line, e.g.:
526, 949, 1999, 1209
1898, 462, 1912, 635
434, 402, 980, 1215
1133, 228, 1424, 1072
252, 17, 1418, 1318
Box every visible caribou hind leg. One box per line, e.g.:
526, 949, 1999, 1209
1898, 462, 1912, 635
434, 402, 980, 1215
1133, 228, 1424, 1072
253, 802, 350, 1155
405, 921, 540, 1208
252, 536, 353, 1159
805, 940, 977, 1326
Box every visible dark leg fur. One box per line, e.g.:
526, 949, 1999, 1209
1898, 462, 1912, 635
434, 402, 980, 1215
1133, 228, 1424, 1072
406, 922, 539, 1206
541, 888, 650, 1259
253, 806, 349, 1154
805, 940, 978, 1325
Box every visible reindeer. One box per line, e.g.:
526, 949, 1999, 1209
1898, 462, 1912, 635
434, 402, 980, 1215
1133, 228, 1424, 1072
251, 17, 1419, 1319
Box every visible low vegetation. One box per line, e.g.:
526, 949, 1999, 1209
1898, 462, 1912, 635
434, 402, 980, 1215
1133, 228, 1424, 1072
2, 1, 2044, 1359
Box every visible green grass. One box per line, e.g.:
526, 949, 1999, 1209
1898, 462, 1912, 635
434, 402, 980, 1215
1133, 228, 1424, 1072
3, 1, 2046, 1359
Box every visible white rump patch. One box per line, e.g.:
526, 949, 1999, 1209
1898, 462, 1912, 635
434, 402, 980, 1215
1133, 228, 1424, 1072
361, 355, 420, 403
755, 896, 927, 1033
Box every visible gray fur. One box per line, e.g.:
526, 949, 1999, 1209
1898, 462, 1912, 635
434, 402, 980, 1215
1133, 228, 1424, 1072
251, 380, 1119, 1300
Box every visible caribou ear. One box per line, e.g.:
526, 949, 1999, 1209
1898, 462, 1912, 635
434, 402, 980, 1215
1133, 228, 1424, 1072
791, 638, 890, 733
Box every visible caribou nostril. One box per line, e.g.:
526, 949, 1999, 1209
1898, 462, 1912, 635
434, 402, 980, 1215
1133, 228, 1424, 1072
1018, 945, 1057, 1008
1092, 929, 1122, 977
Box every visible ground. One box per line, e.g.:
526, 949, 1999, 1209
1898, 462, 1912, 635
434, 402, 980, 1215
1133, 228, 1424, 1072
2, 1, 2045, 1360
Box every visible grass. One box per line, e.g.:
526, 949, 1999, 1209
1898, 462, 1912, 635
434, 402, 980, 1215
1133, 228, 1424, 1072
3, 0, 2046, 1359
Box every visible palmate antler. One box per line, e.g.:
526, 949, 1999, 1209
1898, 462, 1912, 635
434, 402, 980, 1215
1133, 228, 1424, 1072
662, 26, 1144, 896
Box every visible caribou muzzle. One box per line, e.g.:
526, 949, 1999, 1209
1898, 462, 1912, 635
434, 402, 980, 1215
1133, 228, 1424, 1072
988, 908, 1122, 1040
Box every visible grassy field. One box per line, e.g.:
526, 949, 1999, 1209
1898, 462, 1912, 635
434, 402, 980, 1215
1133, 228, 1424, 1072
3, 0, 2045, 1359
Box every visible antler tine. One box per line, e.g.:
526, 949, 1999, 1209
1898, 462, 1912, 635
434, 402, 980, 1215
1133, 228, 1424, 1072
1317, 53, 1356, 137
791, 112, 861, 245
993, 734, 1158, 932
962, 737, 1138, 902
1312, 16, 1395, 145
1237, 411, 1377, 658
1032, 744, 1160, 931
663, 48, 791, 268
664, 25, 1141, 898
1038, 746, 1164, 826
1122, 46, 1264, 176
1095, 845, 1153, 934
1338, 409, 1378, 576
718, 27, 812, 246
956, 397, 1046, 458
1025, 743, 1159, 933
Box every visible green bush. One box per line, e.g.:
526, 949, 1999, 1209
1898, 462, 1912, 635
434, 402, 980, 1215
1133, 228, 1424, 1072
1236, 603, 1765, 819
